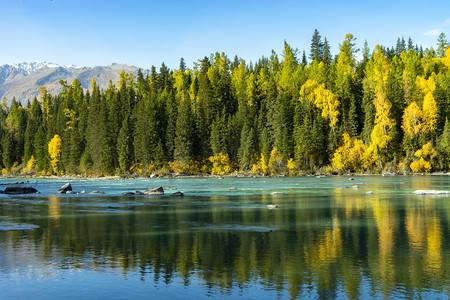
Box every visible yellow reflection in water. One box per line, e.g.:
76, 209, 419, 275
406, 204, 425, 251
405, 198, 443, 278
48, 197, 61, 226
371, 198, 396, 287
425, 215, 442, 277
306, 216, 343, 266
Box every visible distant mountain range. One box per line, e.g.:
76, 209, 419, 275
0, 62, 149, 104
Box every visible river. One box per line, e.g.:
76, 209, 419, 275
0, 175, 449, 299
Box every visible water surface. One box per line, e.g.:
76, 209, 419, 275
0, 176, 449, 299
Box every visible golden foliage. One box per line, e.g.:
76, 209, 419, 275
402, 101, 422, 138
410, 158, 432, 172
252, 153, 268, 175
414, 142, 437, 159
410, 142, 437, 172
300, 79, 340, 130
209, 153, 232, 175
373, 92, 395, 135
287, 158, 297, 174
332, 133, 368, 172
421, 91, 438, 133
268, 147, 285, 174
22, 155, 36, 174
48, 134, 62, 174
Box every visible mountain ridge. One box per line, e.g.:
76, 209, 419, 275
0, 62, 150, 103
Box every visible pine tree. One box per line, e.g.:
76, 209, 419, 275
407, 37, 414, 51
302, 50, 307, 65
174, 95, 194, 164
310, 29, 324, 62
437, 32, 448, 58
238, 124, 256, 170
117, 116, 134, 173
437, 118, 450, 169
323, 37, 331, 65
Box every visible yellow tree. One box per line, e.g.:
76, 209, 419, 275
332, 133, 367, 172
268, 147, 285, 175
410, 142, 437, 172
402, 102, 422, 138
209, 153, 232, 175
252, 153, 268, 175
416, 75, 437, 134
48, 134, 62, 174
365, 46, 394, 168
300, 79, 340, 133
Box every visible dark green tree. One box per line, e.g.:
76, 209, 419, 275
310, 29, 324, 62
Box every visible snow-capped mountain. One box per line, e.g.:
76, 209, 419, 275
0, 62, 149, 103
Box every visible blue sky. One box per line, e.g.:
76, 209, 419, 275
1, 0, 449, 70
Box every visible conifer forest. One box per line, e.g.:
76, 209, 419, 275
2, 31, 450, 176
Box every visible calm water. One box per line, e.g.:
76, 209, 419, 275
0, 176, 449, 299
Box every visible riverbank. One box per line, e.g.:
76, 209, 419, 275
1, 171, 449, 181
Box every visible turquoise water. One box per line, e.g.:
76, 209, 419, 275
0, 176, 449, 299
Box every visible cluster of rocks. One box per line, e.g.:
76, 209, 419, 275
57, 183, 183, 197
0, 182, 184, 197
57, 183, 103, 194
122, 186, 184, 197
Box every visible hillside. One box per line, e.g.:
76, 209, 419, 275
0, 62, 148, 103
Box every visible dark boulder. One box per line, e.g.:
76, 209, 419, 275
144, 186, 164, 195
170, 191, 184, 197
57, 183, 72, 194
2, 183, 39, 194
135, 190, 144, 195
122, 192, 135, 196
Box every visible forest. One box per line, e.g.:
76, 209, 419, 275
1, 30, 450, 176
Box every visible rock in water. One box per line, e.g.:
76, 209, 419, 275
170, 191, 184, 197
122, 191, 135, 196
2, 183, 39, 194
144, 187, 164, 195
135, 190, 144, 195
57, 183, 72, 194
90, 190, 105, 194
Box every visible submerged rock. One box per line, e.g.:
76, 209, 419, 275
170, 191, 184, 197
144, 186, 164, 195
270, 192, 284, 195
90, 190, 105, 194
1, 183, 39, 194
57, 183, 72, 194
414, 190, 450, 195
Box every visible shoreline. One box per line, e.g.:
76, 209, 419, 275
0, 172, 449, 181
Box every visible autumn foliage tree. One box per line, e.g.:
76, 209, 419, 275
48, 134, 62, 174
